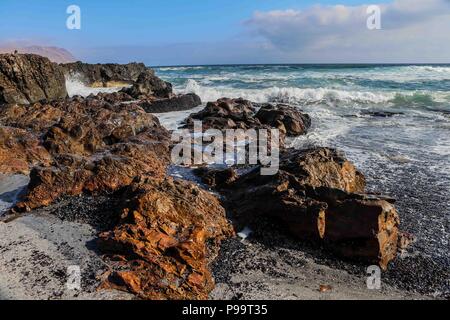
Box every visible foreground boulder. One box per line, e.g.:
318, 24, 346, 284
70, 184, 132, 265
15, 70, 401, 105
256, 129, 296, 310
61, 61, 147, 87
98, 178, 234, 300
139, 93, 202, 113
226, 148, 399, 269
0, 53, 67, 105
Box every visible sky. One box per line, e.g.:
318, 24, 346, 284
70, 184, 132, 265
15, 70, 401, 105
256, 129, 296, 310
0, 0, 449, 65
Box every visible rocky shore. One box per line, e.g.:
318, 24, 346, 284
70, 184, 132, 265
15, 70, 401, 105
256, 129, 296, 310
0, 53, 445, 300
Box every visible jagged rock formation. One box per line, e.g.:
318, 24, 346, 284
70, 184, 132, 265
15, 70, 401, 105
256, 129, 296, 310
0, 54, 67, 105
121, 69, 173, 98
98, 178, 234, 300
225, 148, 399, 269
61, 61, 148, 87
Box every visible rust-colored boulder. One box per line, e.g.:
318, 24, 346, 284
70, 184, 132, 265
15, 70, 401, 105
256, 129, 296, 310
14, 128, 171, 212
0, 53, 67, 105
98, 178, 234, 300
227, 147, 399, 269
0, 126, 51, 174
2, 95, 172, 212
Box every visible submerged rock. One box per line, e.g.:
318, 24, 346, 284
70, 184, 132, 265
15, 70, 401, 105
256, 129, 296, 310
0, 53, 67, 105
98, 178, 234, 300
226, 147, 399, 269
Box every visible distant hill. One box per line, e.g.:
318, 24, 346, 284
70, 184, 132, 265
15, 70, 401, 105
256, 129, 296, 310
0, 45, 76, 63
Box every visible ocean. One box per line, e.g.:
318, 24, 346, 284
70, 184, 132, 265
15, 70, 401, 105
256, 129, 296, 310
147, 64, 450, 270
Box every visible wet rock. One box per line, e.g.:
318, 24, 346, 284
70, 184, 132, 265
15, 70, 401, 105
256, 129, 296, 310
0, 53, 67, 105
193, 166, 238, 188
98, 178, 234, 300
0, 126, 51, 174
226, 147, 399, 269
61, 61, 147, 87
183, 98, 262, 131
255, 104, 311, 136
121, 70, 173, 99
139, 93, 202, 113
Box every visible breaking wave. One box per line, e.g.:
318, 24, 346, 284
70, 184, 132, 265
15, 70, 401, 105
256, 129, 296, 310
177, 79, 448, 108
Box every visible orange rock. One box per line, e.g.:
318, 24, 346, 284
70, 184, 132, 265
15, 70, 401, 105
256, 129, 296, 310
98, 178, 234, 300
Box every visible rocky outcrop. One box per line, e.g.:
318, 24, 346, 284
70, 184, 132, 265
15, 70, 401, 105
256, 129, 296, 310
139, 93, 202, 113
183, 98, 262, 131
61, 61, 148, 87
193, 167, 238, 189
98, 178, 234, 300
226, 148, 399, 269
0, 95, 171, 211
183, 98, 311, 136
121, 70, 173, 99
0, 53, 67, 105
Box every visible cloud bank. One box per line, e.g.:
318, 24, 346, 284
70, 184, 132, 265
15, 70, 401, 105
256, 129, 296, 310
245, 0, 450, 63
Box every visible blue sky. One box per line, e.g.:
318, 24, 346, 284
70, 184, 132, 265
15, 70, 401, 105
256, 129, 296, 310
1, 0, 449, 65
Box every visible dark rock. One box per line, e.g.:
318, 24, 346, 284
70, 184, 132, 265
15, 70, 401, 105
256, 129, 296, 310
255, 104, 311, 136
121, 70, 173, 98
139, 93, 201, 113
193, 166, 238, 188
183, 98, 261, 131
0, 53, 67, 105
61, 61, 148, 87
226, 147, 399, 269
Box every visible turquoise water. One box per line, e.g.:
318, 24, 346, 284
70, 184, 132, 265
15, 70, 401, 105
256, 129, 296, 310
154, 64, 450, 265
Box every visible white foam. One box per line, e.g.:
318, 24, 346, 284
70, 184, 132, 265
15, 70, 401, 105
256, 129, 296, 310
65, 74, 125, 98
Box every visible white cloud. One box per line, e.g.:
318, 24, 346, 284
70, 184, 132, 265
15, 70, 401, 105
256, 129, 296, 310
245, 0, 450, 63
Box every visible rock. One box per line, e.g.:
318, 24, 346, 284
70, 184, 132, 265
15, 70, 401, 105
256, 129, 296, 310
255, 104, 311, 136
139, 93, 202, 113
0, 53, 67, 105
98, 178, 234, 300
0, 96, 172, 212
0, 126, 51, 174
183, 98, 261, 131
226, 147, 399, 269
61, 61, 148, 87
121, 70, 173, 99
193, 166, 238, 188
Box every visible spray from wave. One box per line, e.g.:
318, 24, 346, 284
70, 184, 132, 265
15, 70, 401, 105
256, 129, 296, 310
65, 74, 126, 97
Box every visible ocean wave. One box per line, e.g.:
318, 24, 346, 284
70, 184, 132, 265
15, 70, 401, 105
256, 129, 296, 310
157, 66, 206, 71
65, 74, 125, 97
177, 79, 448, 107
